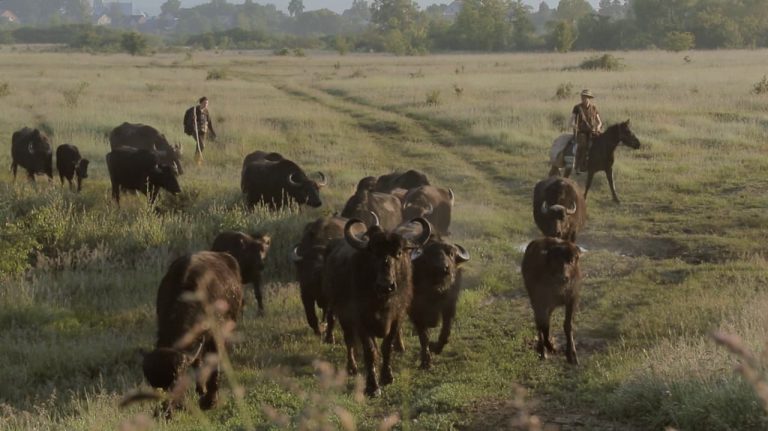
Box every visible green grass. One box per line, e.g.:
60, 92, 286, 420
1, 49, 768, 430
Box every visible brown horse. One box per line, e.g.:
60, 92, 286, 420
549, 120, 640, 204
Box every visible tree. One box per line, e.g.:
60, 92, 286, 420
161, 0, 181, 16
450, 0, 513, 51
511, 0, 535, 50
288, 0, 305, 17
556, 0, 594, 22
663, 30, 695, 51
370, 0, 420, 33
548, 19, 576, 52
343, 0, 371, 22
121, 32, 148, 55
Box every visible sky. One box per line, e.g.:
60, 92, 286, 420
130, 0, 601, 16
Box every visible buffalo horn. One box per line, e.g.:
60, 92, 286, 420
288, 172, 301, 186
540, 201, 549, 214
424, 203, 434, 216
566, 202, 578, 215
316, 172, 328, 187
291, 246, 303, 262
455, 244, 471, 263
412, 217, 432, 246
344, 219, 369, 250
368, 211, 380, 227
448, 188, 455, 206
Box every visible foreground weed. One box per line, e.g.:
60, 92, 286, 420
713, 331, 768, 412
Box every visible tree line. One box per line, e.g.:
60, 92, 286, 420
0, 0, 767, 54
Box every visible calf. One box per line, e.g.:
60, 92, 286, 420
410, 237, 470, 369
211, 231, 271, 313
521, 238, 582, 365
291, 215, 349, 339
11, 127, 53, 182
402, 185, 455, 236
533, 177, 586, 242
142, 251, 244, 416
106, 147, 181, 205
56, 144, 89, 192
323, 217, 431, 396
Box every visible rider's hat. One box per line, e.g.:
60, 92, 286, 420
580, 89, 595, 98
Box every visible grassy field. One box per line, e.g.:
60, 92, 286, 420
1, 47, 768, 430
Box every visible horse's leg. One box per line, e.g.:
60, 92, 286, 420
583, 171, 595, 201
548, 165, 560, 177
606, 167, 620, 204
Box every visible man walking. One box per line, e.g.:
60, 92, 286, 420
571, 89, 602, 174
184, 97, 216, 165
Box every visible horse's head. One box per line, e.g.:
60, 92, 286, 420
619, 119, 641, 149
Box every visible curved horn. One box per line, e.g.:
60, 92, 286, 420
288, 172, 301, 187
411, 217, 432, 246
424, 202, 434, 216
455, 244, 470, 263
448, 188, 455, 206
315, 172, 328, 187
566, 202, 577, 215
344, 219, 369, 251
540, 201, 549, 214
368, 211, 380, 227
291, 246, 303, 262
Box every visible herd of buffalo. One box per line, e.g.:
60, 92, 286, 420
8, 119, 642, 415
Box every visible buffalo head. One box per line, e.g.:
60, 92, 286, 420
541, 241, 581, 285
149, 164, 182, 195
287, 171, 327, 208
414, 240, 470, 292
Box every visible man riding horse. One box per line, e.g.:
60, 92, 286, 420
571, 89, 602, 174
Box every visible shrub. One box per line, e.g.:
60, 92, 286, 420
555, 82, 573, 100
292, 47, 305, 57
206, 69, 228, 80
0, 82, 9, 98
120, 32, 148, 56
752, 75, 768, 95
273, 47, 291, 56
425, 90, 441, 106
579, 54, 626, 71
348, 69, 366, 79
62, 81, 89, 107
664, 31, 696, 52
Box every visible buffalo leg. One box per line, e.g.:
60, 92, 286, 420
252, 281, 264, 314
362, 335, 380, 397
198, 366, 220, 410
11, 162, 17, 181
76, 177, 82, 193
394, 327, 405, 353
430, 303, 456, 355
606, 167, 620, 204
548, 165, 561, 177
300, 290, 320, 335
381, 321, 399, 385
583, 171, 595, 200
111, 184, 121, 205
534, 309, 556, 360
416, 324, 432, 370
324, 309, 336, 344
342, 324, 357, 375
564, 300, 579, 365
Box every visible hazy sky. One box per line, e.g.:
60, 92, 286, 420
131, 0, 600, 15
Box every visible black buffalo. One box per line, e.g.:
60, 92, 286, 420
291, 215, 350, 339
11, 127, 53, 182
143, 251, 244, 416
106, 147, 181, 205
323, 217, 431, 396
211, 231, 271, 312
373, 170, 430, 193
109, 122, 183, 175
56, 144, 89, 192
533, 177, 586, 242
410, 237, 470, 369
341, 177, 403, 230
402, 186, 455, 236
240, 151, 327, 209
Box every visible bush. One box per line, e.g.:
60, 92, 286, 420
273, 47, 290, 56
579, 54, 626, 71
425, 90, 441, 106
555, 82, 573, 100
206, 69, 229, 80
292, 47, 305, 57
752, 75, 768, 95
0, 82, 9, 98
121, 32, 148, 56
664, 31, 695, 52
62, 82, 89, 107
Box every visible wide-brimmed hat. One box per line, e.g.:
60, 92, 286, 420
580, 89, 595, 98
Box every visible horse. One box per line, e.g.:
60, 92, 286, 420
548, 120, 641, 204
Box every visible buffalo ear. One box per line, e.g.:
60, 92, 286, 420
625, 118, 631, 126
410, 248, 423, 261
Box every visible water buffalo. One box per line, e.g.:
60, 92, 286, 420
341, 177, 403, 230
240, 151, 327, 209
11, 127, 53, 182
109, 122, 183, 175
548, 120, 641, 204
373, 170, 430, 193
533, 177, 586, 242
521, 237, 582, 365
402, 186, 455, 236
56, 144, 89, 192
410, 237, 470, 369
323, 217, 431, 396
211, 231, 271, 313
106, 147, 181, 205
142, 251, 244, 417
291, 215, 351, 338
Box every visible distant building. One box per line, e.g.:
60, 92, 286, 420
444, 0, 463, 18
94, 13, 112, 26
93, 0, 133, 17
0, 10, 20, 24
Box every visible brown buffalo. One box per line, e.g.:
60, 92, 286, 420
521, 238, 582, 365
56, 144, 89, 192
323, 217, 431, 396
142, 251, 244, 417
533, 177, 586, 242
106, 147, 181, 205
341, 177, 403, 230
109, 122, 183, 175
240, 151, 327, 209
410, 237, 470, 369
402, 185, 455, 236
373, 170, 430, 193
11, 127, 53, 182
211, 231, 271, 312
